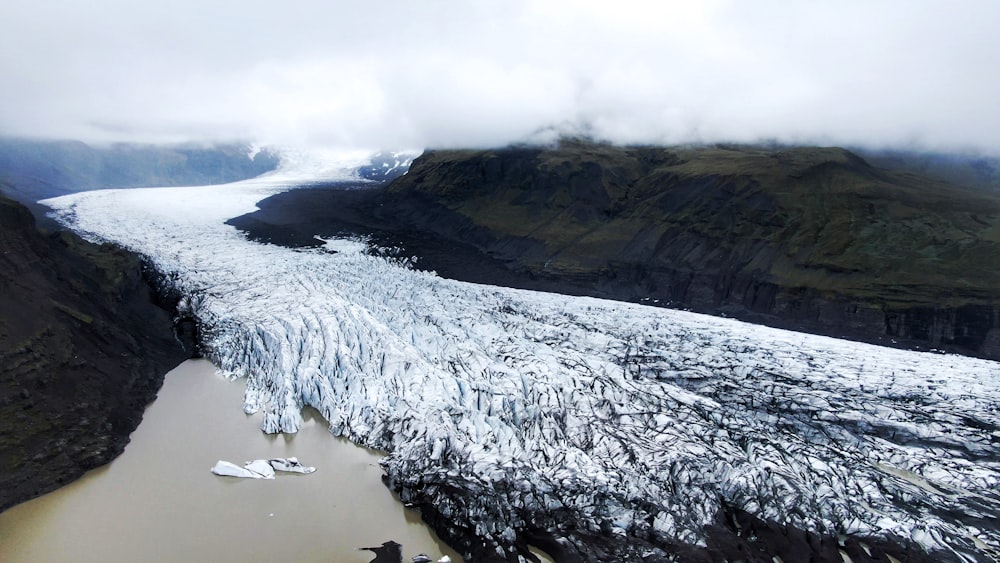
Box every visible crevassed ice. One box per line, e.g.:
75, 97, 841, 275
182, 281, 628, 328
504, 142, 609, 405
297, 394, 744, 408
43, 150, 1000, 561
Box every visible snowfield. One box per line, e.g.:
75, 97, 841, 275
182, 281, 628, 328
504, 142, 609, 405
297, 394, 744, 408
44, 152, 1000, 561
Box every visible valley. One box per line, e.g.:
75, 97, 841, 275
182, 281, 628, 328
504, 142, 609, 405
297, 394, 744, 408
37, 150, 1000, 561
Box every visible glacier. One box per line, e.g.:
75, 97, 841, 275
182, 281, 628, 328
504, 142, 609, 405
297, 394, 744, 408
43, 150, 1000, 562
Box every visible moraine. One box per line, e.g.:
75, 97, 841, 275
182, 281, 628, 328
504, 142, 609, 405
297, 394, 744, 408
43, 150, 1000, 562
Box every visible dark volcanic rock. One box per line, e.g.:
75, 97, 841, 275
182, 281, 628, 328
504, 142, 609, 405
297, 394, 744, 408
230, 140, 1000, 360
0, 194, 192, 512
385, 142, 1000, 359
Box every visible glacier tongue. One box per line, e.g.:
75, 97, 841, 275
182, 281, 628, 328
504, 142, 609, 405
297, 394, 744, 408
43, 150, 1000, 561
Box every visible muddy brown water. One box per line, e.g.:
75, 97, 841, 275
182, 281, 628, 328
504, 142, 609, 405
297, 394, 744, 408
0, 359, 461, 563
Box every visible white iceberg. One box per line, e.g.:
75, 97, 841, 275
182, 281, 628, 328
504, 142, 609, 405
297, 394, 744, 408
267, 457, 316, 474
211, 460, 274, 479
211, 457, 315, 479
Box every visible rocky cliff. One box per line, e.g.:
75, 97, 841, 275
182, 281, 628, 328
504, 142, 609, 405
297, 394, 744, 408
378, 141, 1000, 359
0, 193, 192, 511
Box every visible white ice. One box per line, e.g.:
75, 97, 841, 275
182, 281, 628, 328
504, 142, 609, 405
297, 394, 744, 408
212, 459, 274, 479
211, 457, 315, 478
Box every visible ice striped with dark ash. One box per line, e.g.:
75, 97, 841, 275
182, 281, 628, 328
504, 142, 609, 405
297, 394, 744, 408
44, 151, 1000, 562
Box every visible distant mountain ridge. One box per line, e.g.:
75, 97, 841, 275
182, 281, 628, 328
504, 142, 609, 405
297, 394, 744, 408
857, 147, 1000, 192
0, 138, 279, 221
385, 141, 1000, 358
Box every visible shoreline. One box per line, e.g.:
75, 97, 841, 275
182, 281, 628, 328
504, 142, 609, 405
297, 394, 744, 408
0, 359, 461, 563
0, 194, 193, 514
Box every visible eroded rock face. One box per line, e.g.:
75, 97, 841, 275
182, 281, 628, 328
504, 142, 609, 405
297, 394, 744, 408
0, 195, 191, 511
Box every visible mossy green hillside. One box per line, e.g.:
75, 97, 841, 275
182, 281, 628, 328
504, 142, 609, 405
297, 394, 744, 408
391, 142, 1000, 309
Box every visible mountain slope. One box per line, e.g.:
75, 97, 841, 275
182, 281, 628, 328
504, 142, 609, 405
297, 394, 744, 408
0, 193, 192, 511
0, 137, 279, 208
374, 141, 1000, 359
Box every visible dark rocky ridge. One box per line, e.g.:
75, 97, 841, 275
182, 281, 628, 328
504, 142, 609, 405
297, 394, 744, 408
229, 141, 1000, 360
0, 193, 192, 512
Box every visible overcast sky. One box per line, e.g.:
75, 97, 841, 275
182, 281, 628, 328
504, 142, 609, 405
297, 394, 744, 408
1, 0, 998, 152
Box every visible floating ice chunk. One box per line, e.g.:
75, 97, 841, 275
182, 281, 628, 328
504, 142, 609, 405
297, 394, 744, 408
269, 457, 316, 474
211, 458, 314, 478
211, 460, 273, 479
244, 459, 276, 478
211, 460, 251, 478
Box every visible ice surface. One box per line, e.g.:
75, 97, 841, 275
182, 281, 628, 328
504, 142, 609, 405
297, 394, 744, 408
212, 460, 274, 479
44, 149, 1000, 561
268, 457, 316, 474
316, 236, 369, 255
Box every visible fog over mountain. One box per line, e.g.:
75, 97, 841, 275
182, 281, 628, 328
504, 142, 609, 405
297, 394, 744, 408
2, 0, 999, 153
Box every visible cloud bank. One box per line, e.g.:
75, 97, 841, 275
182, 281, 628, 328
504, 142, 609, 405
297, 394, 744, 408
1, 0, 999, 152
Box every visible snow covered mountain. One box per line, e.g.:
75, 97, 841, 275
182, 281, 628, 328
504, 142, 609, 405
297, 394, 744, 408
357, 150, 420, 182
43, 150, 1000, 562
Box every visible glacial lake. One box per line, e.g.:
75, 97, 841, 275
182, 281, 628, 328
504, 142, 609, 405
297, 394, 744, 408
0, 359, 461, 563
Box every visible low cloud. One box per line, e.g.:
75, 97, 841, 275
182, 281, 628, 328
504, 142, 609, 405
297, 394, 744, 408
2, 0, 998, 153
